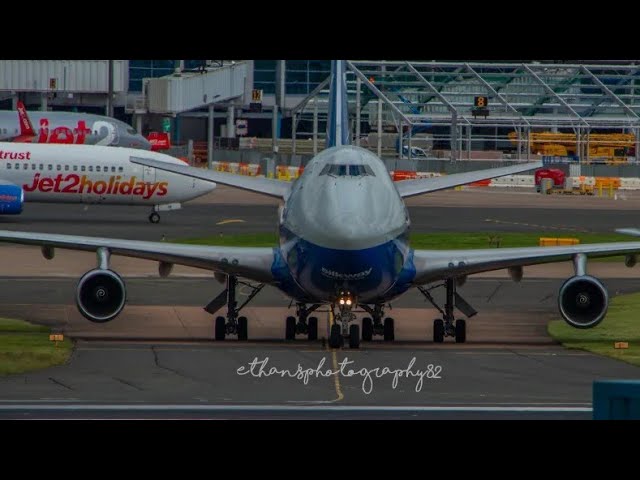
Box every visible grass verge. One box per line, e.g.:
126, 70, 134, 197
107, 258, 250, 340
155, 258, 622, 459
0, 318, 73, 375
548, 292, 640, 367
175, 231, 633, 253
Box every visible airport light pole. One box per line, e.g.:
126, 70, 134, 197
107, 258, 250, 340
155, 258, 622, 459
208, 94, 221, 170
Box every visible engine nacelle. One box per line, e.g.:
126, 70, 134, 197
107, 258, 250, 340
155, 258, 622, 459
76, 269, 126, 323
0, 184, 24, 215
558, 275, 608, 329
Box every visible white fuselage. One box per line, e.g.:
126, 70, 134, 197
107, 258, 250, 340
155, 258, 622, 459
0, 142, 215, 206
275, 145, 414, 304
0, 110, 151, 149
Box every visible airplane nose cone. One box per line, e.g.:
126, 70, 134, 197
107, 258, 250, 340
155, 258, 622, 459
290, 178, 407, 250
198, 179, 217, 195
140, 137, 153, 150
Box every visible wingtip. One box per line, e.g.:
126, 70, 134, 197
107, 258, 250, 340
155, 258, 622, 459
615, 228, 640, 237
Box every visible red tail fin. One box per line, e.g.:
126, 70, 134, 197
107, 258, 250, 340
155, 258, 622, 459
15, 101, 36, 141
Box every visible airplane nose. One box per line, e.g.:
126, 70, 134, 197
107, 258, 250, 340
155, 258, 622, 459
198, 179, 217, 195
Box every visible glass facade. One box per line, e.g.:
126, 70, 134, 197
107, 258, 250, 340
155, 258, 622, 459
129, 60, 205, 92
129, 60, 331, 95
254, 60, 331, 95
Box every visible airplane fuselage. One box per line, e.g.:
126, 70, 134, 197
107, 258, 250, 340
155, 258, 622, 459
0, 110, 151, 149
0, 143, 214, 207
274, 145, 416, 305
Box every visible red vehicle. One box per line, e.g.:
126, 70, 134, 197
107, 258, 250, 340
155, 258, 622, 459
535, 168, 565, 191
147, 132, 171, 151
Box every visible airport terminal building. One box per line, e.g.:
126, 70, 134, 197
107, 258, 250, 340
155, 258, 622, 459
2, 60, 640, 167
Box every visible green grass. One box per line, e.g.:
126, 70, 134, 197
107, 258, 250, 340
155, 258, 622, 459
548, 292, 640, 367
176, 232, 278, 247
174, 231, 633, 253
0, 318, 73, 375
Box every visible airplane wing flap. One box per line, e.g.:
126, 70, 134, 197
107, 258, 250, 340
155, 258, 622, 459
0, 230, 276, 283
396, 161, 543, 198
412, 242, 640, 284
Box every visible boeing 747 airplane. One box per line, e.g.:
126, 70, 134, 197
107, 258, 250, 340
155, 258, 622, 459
0, 61, 637, 347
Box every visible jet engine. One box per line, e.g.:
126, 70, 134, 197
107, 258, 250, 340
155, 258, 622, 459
76, 269, 126, 323
0, 183, 24, 215
558, 275, 608, 329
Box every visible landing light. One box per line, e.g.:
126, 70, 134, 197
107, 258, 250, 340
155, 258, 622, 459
339, 299, 345, 305
346, 299, 352, 306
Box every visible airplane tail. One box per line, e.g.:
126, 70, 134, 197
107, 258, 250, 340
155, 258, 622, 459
325, 60, 350, 148
15, 101, 36, 140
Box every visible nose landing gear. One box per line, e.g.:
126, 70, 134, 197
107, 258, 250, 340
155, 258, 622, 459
328, 292, 360, 349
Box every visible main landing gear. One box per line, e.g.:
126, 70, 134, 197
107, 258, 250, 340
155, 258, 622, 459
360, 304, 395, 342
204, 275, 264, 341
285, 303, 321, 341
148, 203, 182, 224
417, 278, 477, 344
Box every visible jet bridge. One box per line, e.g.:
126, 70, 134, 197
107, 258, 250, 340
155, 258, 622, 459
143, 62, 247, 115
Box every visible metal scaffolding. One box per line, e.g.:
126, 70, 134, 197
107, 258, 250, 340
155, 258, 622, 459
290, 60, 640, 161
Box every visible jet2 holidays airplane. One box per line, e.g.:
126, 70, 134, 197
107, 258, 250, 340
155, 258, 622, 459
0, 61, 639, 348
0, 101, 152, 149
0, 142, 216, 223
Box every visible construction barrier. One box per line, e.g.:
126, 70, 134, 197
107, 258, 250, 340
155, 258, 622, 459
392, 170, 418, 181
200, 165, 640, 193
468, 179, 492, 187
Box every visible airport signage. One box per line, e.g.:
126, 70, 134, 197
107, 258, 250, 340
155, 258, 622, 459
236, 119, 248, 136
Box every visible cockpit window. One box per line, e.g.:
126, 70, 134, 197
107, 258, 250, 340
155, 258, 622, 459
126, 127, 137, 135
319, 164, 375, 177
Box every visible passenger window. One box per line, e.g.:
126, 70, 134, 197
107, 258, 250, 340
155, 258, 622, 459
48, 164, 52, 170
73, 166, 78, 171
111, 166, 116, 173
39, 164, 43, 170
15, 163, 19, 169
31, 164, 36, 170
89, 166, 93, 172
23, 164, 28, 170
7, 164, 11, 170
81, 166, 86, 172
56, 165, 61, 171
118, 166, 123, 172
64, 165, 69, 171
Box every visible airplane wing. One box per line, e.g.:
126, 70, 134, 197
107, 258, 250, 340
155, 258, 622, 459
395, 161, 543, 198
0, 230, 276, 284
412, 242, 640, 284
130, 157, 291, 199
615, 228, 640, 237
